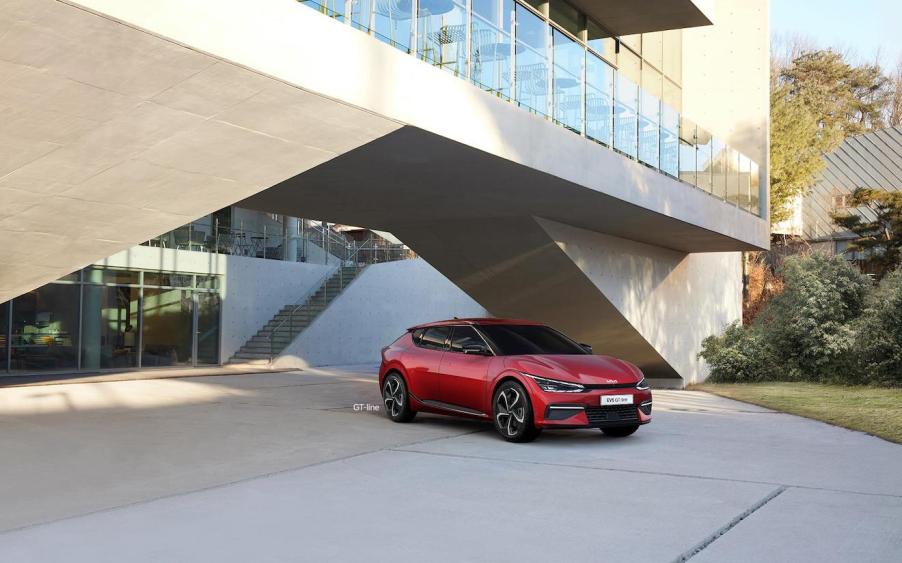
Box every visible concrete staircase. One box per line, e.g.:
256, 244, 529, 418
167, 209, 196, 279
229, 266, 361, 364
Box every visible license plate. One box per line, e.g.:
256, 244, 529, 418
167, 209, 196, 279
601, 394, 633, 406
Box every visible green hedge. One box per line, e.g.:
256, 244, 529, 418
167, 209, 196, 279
700, 254, 902, 386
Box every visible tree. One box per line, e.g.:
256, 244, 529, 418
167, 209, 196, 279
769, 80, 837, 223
781, 50, 891, 136
831, 187, 902, 278
853, 268, 902, 385
888, 59, 902, 128
769, 49, 893, 224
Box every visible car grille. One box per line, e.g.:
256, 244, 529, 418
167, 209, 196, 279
584, 404, 640, 425
582, 382, 637, 390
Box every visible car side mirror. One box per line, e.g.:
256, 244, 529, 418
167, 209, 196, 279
580, 343, 593, 354
463, 343, 491, 356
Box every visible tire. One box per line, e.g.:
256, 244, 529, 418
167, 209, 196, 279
601, 425, 639, 438
492, 380, 541, 443
382, 372, 416, 422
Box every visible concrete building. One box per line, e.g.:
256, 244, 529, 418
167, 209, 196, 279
0, 0, 770, 385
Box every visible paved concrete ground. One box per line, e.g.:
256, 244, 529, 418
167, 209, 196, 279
0, 366, 899, 562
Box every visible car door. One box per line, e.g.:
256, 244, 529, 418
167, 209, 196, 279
438, 325, 493, 413
403, 326, 450, 401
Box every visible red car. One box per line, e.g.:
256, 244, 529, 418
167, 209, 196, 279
379, 318, 652, 442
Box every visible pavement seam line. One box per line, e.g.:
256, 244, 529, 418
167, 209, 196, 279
671, 485, 787, 562
389, 448, 902, 499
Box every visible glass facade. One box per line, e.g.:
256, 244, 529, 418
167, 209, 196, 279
298, 0, 764, 216
0, 268, 222, 374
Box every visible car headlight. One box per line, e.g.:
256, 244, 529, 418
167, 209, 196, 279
522, 373, 586, 393
636, 376, 650, 391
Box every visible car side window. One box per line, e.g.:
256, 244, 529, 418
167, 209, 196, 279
449, 326, 483, 353
419, 326, 451, 351
410, 328, 425, 345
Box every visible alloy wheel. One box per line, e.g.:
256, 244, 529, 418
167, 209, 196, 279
383, 376, 404, 418
495, 387, 526, 437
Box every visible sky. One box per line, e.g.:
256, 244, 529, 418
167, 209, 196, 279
771, 0, 902, 68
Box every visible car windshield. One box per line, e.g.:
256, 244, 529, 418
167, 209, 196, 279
477, 324, 587, 356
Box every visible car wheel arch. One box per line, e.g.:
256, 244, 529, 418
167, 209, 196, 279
490, 373, 534, 409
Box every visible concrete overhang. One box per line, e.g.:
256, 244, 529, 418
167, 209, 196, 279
567, 0, 715, 35
0, 0, 763, 304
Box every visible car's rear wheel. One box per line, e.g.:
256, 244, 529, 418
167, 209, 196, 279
382, 373, 416, 422
601, 425, 639, 438
493, 381, 541, 443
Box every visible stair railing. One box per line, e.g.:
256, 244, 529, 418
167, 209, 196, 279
268, 267, 337, 362
265, 235, 413, 363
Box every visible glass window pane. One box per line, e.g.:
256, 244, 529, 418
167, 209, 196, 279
418, 0, 468, 77
586, 51, 614, 146
726, 148, 741, 206
145, 273, 193, 288
10, 284, 80, 372
642, 32, 663, 71
81, 285, 140, 369
196, 276, 220, 290
300, 0, 345, 20
449, 325, 482, 352
660, 104, 679, 177
712, 138, 727, 199
196, 293, 220, 365
350, 0, 375, 32
617, 46, 641, 84
739, 154, 752, 212
373, 0, 413, 52
141, 288, 193, 367
663, 29, 682, 85
639, 60, 663, 170
678, 117, 697, 185
552, 28, 583, 133
0, 300, 8, 372
614, 73, 638, 158
514, 4, 550, 117
420, 326, 450, 350
84, 267, 139, 286
586, 21, 615, 63
750, 161, 761, 215
663, 77, 681, 113
695, 127, 714, 193
471, 0, 515, 99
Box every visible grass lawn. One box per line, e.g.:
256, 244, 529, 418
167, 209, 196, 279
692, 383, 902, 444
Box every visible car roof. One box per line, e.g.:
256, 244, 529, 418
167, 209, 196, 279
409, 318, 544, 330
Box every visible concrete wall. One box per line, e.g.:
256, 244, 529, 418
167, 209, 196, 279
682, 0, 770, 217
274, 259, 487, 369
96, 246, 333, 361
537, 219, 742, 384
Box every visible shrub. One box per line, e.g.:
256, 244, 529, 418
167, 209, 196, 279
854, 268, 902, 386
757, 253, 869, 381
700, 253, 870, 383
699, 322, 776, 383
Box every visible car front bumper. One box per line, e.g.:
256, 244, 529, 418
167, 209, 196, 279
528, 384, 653, 429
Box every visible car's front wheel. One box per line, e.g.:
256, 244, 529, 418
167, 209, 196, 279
493, 381, 541, 443
601, 425, 639, 438
382, 373, 416, 422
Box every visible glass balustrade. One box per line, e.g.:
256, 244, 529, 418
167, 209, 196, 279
585, 50, 613, 146
297, 0, 763, 217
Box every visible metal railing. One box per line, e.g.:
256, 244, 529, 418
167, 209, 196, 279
298, 0, 764, 217
142, 220, 413, 265
267, 237, 400, 361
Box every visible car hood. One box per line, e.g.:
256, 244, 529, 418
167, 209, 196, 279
504, 355, 642, 385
